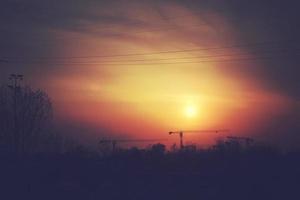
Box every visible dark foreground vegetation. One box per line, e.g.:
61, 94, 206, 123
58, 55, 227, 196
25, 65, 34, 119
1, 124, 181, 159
1, 143, 300, 200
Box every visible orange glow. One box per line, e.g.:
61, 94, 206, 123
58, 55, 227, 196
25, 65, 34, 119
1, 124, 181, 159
46, 60, 292, 145
41, 6, 294, 146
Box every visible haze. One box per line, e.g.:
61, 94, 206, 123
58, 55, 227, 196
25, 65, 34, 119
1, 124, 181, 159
1, 0, 299, 148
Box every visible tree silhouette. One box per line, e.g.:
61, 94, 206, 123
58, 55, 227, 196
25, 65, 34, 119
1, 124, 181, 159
149, 143, 166, 156
0, 85, 52, 154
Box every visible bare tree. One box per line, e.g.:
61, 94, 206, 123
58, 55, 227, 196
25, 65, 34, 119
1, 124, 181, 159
0, 85, 13, 150
0, 85, 52, 154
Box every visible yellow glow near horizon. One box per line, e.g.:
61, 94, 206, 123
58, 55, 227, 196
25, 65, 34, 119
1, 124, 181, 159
48, 7, 293, 141
185, 104, 197, 118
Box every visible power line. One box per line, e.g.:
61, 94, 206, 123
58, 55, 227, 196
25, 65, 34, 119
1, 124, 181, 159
7, 47, 298, 64
90, 20, 207, 34
0, 59, 8, 63
3, 55, 298, 66
3, 45, 299, 66
124, 22, 208, 34
2, 40, 295, 60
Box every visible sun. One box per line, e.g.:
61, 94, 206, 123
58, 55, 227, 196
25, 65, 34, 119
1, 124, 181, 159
185, 104, 197, 118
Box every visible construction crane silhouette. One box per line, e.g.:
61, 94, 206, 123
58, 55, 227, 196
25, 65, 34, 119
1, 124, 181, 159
169, 129, 230, 149
98, 138, 168, 152
226, 136, 254, 146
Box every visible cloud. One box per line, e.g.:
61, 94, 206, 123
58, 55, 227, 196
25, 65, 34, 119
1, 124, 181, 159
1, 0, 299, 96
0, 0, 299, 148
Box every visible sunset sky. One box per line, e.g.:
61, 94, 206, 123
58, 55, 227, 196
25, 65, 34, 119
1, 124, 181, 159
1, 0, 299, 148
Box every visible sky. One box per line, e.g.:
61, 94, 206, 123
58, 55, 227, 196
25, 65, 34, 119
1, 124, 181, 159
0, 0, 299, 148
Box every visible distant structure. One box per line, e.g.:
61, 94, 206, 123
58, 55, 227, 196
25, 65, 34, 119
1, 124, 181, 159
8, 74, 23, 89
169, 129, 230, 149
98, 138, 168, 152
7, 74, 23, 153
226, 136, 254, 147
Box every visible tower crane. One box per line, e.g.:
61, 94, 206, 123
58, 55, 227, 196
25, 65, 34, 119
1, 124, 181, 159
98, 138, 168, 152
169, 129, 230, 149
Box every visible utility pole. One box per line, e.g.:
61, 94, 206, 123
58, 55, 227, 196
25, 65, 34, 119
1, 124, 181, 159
8, 74, 23, 153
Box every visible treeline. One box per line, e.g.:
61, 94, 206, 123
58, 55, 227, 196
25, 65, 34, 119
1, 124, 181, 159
0, 82, 295, 159
1, 138, 300, 200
